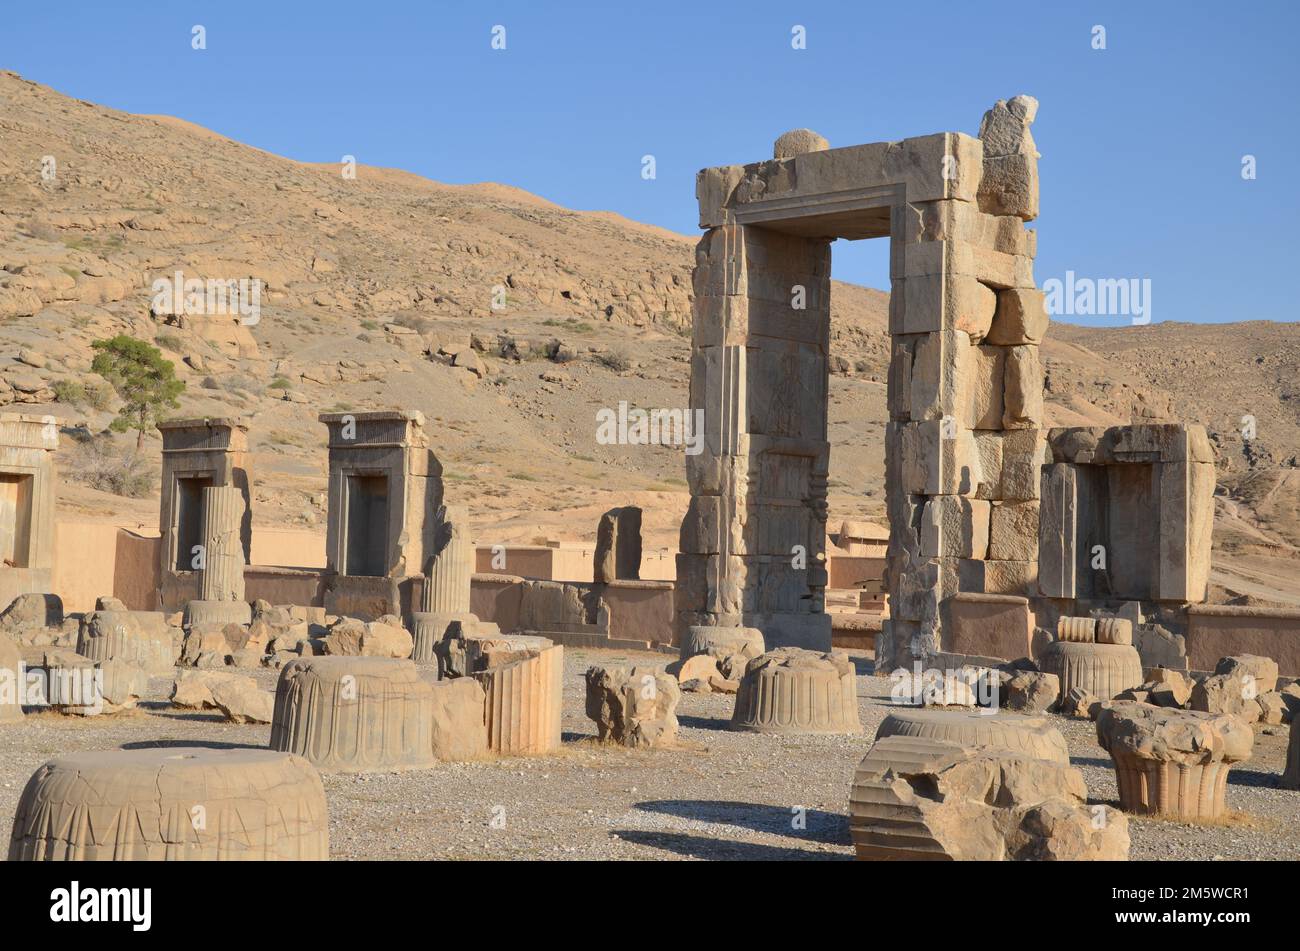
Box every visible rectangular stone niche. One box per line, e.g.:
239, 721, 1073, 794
0, 413, 58, 608
157, 418, 251, 610
1039, 424, 1214, 603
320, 410, 443, 619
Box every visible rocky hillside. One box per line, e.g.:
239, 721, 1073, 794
0, 71, 1296, 601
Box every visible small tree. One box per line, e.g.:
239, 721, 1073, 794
90, 335, 185, 452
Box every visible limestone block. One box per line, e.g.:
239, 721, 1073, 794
270, 657, 436, 772
958, 558, 1037, 597
1096, 618, 1133, 647
910, 331, 1003, 427
977, 97, 1040, 220
1038, 462, 1077, 597
1001, 429, 1045, 502
849, 736, 1128, 861
1000, 671, 1059, 713
473, 644, 563, 755
898, 240, 1032, 293
1214, 654, 1279, 695
1189, 673, 1262, 721
874, 707, 1069, 765
899, 421, 983, 496
168, 669, 271, 723
1040, 641, 1143, 701
1096, 701, 1254, 819
8, 748, 328, 861
1059, 686, 1098, 718
978, 154, 1039, 220
429, 678, 488, 762
731, 648, 860, 734
1002, 345, 1043, 429
1158, 461, 1215, 602
696, 168, 745, 229
78, 610, 176, 676
0, 592, 64, 639
1146, 668, 1193, 708
900, 273, 997, 338
0, 635, 21, 723
988, 501, 1038, 561
1133, 624, 1186, 670
944, 592, 1033, 661
987, 287, 1048, 345
323, 616, 413, 659
171, 669, 245, 708
1057, 616, 1096, 643
972, 431, 1004, 500
904, 199, 1032, 257
1256, 691, 1286, 725
921, 496, 990, 559
585, 665, 680, 748
594, 506, 643, 583
678, 624, 764, 677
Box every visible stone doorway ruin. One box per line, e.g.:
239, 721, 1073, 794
676, 100, 1045, 671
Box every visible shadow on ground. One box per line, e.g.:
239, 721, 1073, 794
120, 739, 265, 751
614, 829, 851, 860
675, 715, 733, 732
634, 799, 849, 845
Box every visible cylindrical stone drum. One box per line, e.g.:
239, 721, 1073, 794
270, 656, 436, 772
7, 748, 328, 860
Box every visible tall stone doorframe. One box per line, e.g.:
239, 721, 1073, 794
676, 97, 1045, 667
157, 417, 251, 611
0, 413, 58, 608
319, 410, 443, 619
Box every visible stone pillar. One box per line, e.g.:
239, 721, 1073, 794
593, 506, 642, 583
675, 218, 833, 651
411, 504, 487, 666
200, 485, 245, 602
422, 505, 471, 614
185, 484, 251, 627
878, 96, 1045, 672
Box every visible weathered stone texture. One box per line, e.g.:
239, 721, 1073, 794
875, 707, 1069, 765
585, 665, 680, 748
8, 748, 328, 860
1096, 701, 1254, 819
731, 648, 859, 734
271, 656, 435, 772
848, 735, 1128, 861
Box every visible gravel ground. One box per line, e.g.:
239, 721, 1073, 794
0, 648, 1295, 860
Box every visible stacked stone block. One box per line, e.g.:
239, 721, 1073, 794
676, 99, 1045, 665
881, 96, 1044, 670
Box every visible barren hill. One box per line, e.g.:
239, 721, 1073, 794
0, 71, 1296, 601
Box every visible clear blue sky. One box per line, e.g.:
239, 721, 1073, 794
3, 1, 1296, 325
